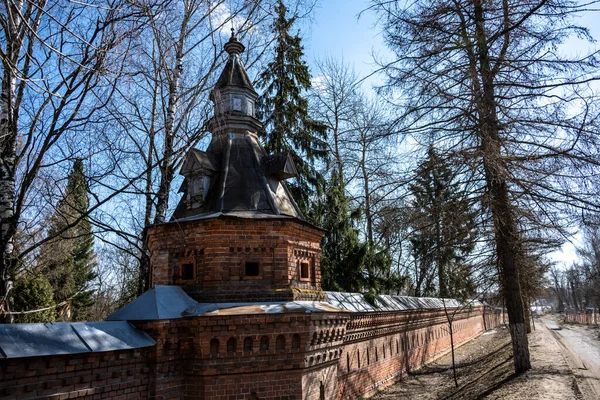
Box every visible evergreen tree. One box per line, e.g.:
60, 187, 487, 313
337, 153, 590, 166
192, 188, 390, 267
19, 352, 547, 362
319, 169, 366, 292
256, 0, 327, 217
409, 146, 477, 298
12, 275, 56, 323
39, 159, 97, 320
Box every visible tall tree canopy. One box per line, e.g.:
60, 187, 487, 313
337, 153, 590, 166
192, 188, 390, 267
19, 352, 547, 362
38, 159, 97, 321
408, 146, 477, 298
372, 0, 600, 372
256, 0, 327, 216
319, 168, 366, 292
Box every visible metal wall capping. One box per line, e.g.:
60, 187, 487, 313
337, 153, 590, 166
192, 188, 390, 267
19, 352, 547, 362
0, 321, 155, 359
325, 292, 376, 312
375, 295, 464, 311
106, 285, 199, 321
325, 291, 481, 313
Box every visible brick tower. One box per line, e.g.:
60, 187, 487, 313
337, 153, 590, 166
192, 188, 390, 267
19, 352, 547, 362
145, 31, 326, 303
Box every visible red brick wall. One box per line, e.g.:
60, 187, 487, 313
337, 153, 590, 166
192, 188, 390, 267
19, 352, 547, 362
0, 349, 151, 400
332, 306, 499, 399
0, 307, 501, 400
146, 217, 325, 302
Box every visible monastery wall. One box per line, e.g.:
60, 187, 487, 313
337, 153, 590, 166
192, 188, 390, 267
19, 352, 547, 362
0, 348, 151, 400
0, 307, 502, 400
334, 307, 498, 399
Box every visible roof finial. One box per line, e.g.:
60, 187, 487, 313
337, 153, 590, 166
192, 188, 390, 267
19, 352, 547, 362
224, 27, 245, 56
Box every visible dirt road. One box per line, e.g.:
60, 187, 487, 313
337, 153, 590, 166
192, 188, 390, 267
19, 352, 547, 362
542, 316, 600, 400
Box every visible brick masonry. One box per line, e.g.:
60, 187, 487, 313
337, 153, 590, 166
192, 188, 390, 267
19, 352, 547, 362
146, 216, 326, 303
0, 214, 504, 400
0, 306, 502, 400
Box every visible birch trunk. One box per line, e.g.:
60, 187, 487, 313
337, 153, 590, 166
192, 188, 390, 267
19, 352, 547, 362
153, 5, 190, 224
0, 76, 16, 320
0, 0, 24, 319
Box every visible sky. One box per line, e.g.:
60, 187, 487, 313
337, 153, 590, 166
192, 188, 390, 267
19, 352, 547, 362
303, 0, 388, 92
305, 2, 383, 71
299, 0, 600, 267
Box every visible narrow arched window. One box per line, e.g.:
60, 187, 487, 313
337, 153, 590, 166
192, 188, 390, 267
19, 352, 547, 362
276, 335, 286, 350
244, 337, 253, 352
292, 334, 301, 350
226, 337, 236, 353
210, 338, 219, 355
260, 336, 269, 351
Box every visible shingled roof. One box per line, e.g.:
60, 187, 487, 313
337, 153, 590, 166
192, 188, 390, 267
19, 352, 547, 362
215, 53, 255, 92
171, 134, 304, 221
214, 30, 256, 93
171, 32, 304, 222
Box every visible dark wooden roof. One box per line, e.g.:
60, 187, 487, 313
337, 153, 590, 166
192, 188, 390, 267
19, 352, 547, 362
214, 32, 256, 93
215, 55, 255, 92
171, 133, 303, 221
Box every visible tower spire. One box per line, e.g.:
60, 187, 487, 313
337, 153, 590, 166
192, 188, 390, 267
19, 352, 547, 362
224, 28, 245, 56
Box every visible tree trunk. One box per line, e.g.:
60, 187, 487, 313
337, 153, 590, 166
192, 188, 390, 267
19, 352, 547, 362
138, 84, 157, 295
361, 138, 373, 246
523, 294, 532, 334
0, 0, 21, 321
449, 320, 458, 387
153, 8, 188, 225
473, 0, 531, 373
153, 66, 181, 224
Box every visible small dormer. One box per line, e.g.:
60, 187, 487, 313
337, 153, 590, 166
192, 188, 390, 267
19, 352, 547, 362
263, 153, 298, 180
179, 149, 217, 210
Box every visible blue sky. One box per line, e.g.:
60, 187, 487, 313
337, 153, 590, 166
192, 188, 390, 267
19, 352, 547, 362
300, 1, 600, 267
303, 0, 388, 90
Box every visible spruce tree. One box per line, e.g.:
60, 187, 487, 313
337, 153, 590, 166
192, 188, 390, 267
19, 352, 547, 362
409, 146, 477, 298
40, 158, 97, 320
12, 275, 56, 323
256, 0, 327, 216
319, 169, 366, 292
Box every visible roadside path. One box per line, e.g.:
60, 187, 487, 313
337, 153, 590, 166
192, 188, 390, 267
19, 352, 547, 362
373, 318, 588, 399
542, 316, 600, 400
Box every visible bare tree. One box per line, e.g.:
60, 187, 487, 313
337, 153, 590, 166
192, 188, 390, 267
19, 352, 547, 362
0, 0, 142, 319
310, 57, 360, 178
370, 0, 600, 372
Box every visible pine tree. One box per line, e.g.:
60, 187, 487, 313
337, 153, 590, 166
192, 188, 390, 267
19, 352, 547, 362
39, 159, 97, 321
256, 0, 327, 216
409, 146, 477, 298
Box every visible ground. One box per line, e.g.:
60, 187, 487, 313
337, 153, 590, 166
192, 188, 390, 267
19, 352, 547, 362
373, 315, 600, 399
